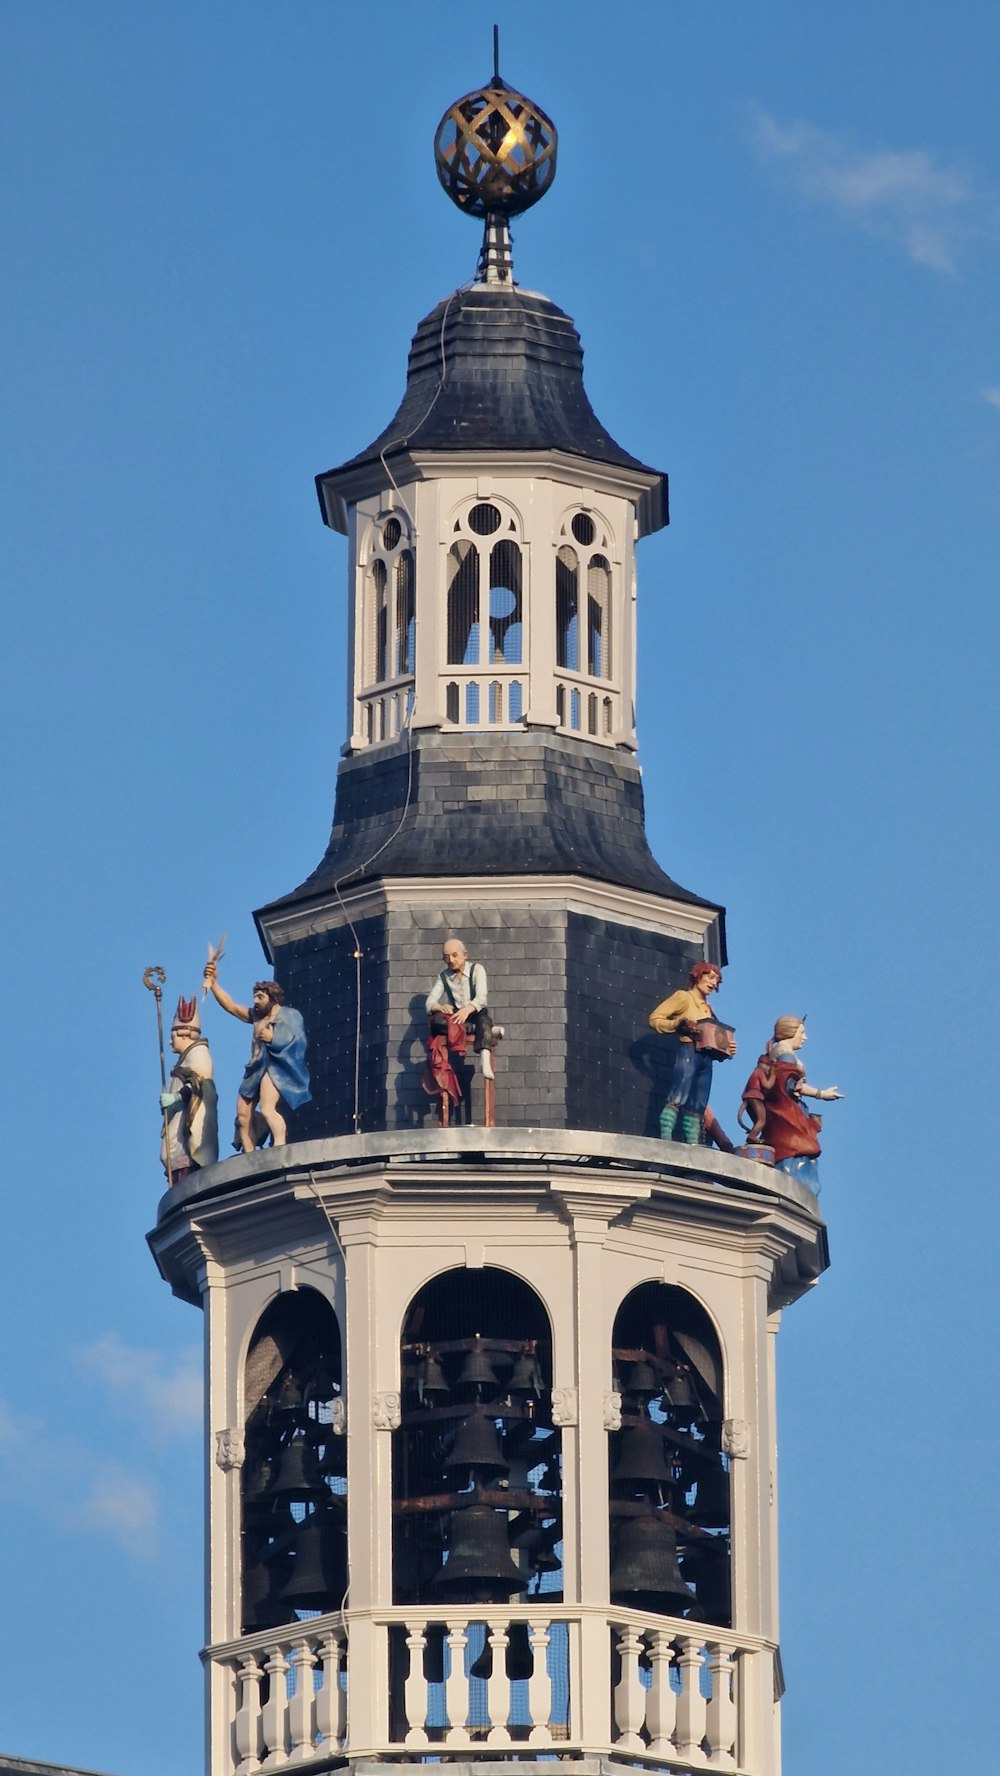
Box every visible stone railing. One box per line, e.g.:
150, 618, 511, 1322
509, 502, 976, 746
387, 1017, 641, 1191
554, 674, 618, 741
442, 669, 526, 728
207, 1604, 775, 1773
209, 1620, 347, 1773
357, 679, 413, 747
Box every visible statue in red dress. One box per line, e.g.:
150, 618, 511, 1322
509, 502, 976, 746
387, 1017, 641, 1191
740, 1017, 842, 1189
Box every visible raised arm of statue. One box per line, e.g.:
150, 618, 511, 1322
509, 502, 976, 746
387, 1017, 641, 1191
203, 960, 251, 1022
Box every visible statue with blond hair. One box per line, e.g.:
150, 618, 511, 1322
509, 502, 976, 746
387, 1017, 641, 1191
740, 1017, 843, 1189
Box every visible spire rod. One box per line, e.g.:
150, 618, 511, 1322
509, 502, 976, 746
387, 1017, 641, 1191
493, 23, 500, 84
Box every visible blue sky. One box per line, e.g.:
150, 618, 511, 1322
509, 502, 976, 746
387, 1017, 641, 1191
2, 3, 997, 1772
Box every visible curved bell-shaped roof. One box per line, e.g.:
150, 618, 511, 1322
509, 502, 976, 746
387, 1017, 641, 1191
316, 284, 668, 533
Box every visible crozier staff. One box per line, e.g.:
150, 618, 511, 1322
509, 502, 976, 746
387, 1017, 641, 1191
203, 962, 311, 1154
160, 995, 219, 1182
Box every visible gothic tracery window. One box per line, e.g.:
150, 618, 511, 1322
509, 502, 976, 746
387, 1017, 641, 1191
363, 515, 414, 689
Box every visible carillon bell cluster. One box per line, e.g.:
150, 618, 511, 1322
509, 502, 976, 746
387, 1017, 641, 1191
609, 1345, 731, 1626
240, 1310, 347, 1632
394, 1330, 563, 1607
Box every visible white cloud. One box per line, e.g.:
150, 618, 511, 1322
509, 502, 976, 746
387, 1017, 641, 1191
982, 387, 1000, 411
75, 1333, 202, 1440
76, 1461, 159, 1560
753, 112, 982, 272
0, 1397, 161, 1560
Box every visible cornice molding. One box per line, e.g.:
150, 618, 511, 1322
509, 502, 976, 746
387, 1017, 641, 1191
259, 872, 720, 955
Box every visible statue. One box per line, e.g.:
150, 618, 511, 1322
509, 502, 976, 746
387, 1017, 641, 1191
740, 1017, 843, 1189
648, 962, 737, 1143
160, 996, 219, 1182
422, 937, 497, 1126
203, 962, 311, 1153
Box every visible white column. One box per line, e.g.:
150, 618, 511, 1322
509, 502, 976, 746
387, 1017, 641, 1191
560, 1190, 622, 1749
619, 502, 638, 749
524, 479, 559, 728
346, 502, 366, 750
411, 479, 442, 730
340, 1213, 384, 1752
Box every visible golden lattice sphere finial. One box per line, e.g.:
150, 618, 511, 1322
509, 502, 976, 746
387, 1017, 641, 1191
434, 76, 557, 220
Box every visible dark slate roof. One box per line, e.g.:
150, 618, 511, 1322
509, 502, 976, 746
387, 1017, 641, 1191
0, 1759, 118, 1776
259, 729, 725, 949
318, 284, 666, 485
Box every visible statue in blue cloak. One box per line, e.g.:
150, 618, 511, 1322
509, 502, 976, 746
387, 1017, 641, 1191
203, 961, 311, 1153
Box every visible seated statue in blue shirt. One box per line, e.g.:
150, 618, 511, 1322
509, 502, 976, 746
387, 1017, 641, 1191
203, 961, 311, 1153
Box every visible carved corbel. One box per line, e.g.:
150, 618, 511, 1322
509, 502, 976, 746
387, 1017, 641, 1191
550, 1386, 578, 1427
722, 1417, 750, 1460
603, 1391, 623, 1432
214, 1428, 245, 1471
373, 1391, 402, 1431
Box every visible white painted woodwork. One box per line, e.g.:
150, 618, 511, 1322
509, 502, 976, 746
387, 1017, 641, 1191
343, 477, 638, 752
208, 1604, 766, 1773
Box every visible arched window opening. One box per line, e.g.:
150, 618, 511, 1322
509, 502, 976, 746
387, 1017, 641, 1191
587, 555, 611, 679
556, 546, 579, 672
393, 1268, 562, 1610
489, 540, 523, 664
365, 558, 388, 687
241, 1290, 345, 1636
447, 540, 480, 665
609, 1283, 729, 1628
394, 550, 415, 678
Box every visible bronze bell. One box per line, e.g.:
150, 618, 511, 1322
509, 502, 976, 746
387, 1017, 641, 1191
276, 1512, 348, 1612
432, 1506, 528, 1601
511, 1519, 562, 1574
627, 1358, 659, 1401
508, 1349, 542, 1397
664, 1367, 697, 1414
269, 1433, 322, 1499
444, 1410, 510, 1479
457, 1339, 501, 1397
419, 1354, 451, 1403
242, 1545, 292, 1631
469, 1619, 535, 1682
242, 1452, 276, 1504
274, 1373, 304, 1416
680, 1537, 731, 1626
687, 1460, 730, 1529
612, 1419, 671, 1490
610, 1511, 694, 1615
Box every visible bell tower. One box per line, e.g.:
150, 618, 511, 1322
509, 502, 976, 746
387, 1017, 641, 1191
149, 51, 827, 1776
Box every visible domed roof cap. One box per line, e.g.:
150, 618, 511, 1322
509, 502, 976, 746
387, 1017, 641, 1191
317, 284, 667, 531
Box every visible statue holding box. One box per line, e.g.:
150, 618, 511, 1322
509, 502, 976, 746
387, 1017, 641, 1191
648, 962, 737, 1144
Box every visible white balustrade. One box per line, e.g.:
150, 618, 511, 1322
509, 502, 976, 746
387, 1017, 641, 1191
554, 676, 618, 739
386, 1608, 569, 1750
442, 670, 525, 728
214, 1621, 347, 1773
209, 1606, 765, 1772
611, 1617, 742, 1770
358, 679, 414, 747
